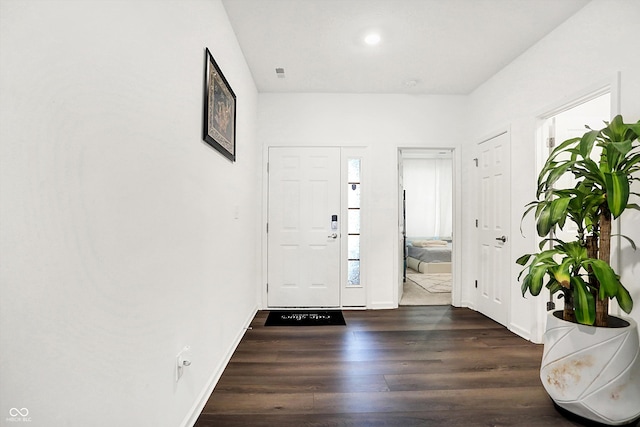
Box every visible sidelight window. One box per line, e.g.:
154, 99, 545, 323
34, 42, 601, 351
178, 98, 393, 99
347, 159, 361, 287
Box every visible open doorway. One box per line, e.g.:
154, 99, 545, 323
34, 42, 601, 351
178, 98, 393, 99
399, 148, 453, 306
538, 92, 611, 312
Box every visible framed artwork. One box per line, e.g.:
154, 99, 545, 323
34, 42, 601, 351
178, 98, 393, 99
203, 48, 236, 161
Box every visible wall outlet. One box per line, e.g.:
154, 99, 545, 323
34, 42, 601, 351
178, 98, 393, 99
176, 346, 192, 381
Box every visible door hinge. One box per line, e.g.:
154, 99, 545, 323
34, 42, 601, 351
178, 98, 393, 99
547, 137, 556, 148
266, 223, 269, 233
475, 280, 478, 289
473, 158, 478, 167
475, 219, 478, 228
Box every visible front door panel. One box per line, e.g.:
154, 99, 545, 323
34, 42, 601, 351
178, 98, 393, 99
268, 147, 341, 307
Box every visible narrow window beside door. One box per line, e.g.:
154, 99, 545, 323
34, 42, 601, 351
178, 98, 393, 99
347, 159, 361, 287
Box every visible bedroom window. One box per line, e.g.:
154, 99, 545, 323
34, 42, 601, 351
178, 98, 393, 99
347, 159, 361, 286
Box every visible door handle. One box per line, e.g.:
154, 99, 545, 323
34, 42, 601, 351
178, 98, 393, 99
328, 233, 338, 239
496, 235, 507, 243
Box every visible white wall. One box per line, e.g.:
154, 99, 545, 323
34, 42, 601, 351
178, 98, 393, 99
0, 1, 260, 426
465, 0, 640, 342
258, 94, 466, 308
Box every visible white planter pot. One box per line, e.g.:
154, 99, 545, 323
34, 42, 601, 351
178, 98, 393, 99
540, 311, 640, 425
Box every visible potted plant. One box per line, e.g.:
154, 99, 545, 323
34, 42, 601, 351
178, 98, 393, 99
516, 115, 640, 425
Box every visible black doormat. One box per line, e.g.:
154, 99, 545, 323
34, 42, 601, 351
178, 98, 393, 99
265, 310, 346, 326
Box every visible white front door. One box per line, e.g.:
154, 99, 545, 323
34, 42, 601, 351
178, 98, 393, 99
267, 147, 341, 307
477, 132, 510, 326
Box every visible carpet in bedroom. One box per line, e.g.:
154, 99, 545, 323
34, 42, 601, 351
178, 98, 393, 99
400, 270, 452, 306
406, 272, 452, 293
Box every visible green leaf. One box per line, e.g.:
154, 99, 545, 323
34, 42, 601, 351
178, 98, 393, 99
621, 153, 640, 174
548, 137, 580, 162
550, 259, 572, 288
627, 121, 640, 138
546, 161, 575, 190
625, 203, 640, 212
515, 254, 532, 266
531, 249, 562, 264
583, 193, 606, 221
528, 265, 547, 296
611, 139, 633, 156
616, 285, 633, 314
579, 130, 599, 158
611, 234, 637, 250
577, 158, 606, 186
587, 259, 620, 299
606, 115, 626, 141
550, 197, 571, 228
563, 241, 587, 262
538, 237, 566, 251
547, 281, 563, 295
604, 172, 630, 218
522, 274, 531, 296
604, 143, 623, 171
520, 252, 558, 295
536, 204, 553, 237
520, 203, 540, 233
572, 276, 595, 325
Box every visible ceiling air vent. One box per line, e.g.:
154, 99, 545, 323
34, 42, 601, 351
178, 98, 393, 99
275, 67, 285, 78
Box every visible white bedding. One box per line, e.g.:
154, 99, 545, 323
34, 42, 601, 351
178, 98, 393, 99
406, 238, 452, 263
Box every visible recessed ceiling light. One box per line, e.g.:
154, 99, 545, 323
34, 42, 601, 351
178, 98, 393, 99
364, 33, 381, 45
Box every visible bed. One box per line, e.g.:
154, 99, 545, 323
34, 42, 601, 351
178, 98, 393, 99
406, 238, 452, 274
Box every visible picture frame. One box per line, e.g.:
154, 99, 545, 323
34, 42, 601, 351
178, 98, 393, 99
203, 48, 236, 161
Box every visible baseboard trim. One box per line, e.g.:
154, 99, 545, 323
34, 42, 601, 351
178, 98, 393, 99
509, 321, 533, 342
180, 304, 258, 427
461, 300, 476, 310
370, 301, 395, 310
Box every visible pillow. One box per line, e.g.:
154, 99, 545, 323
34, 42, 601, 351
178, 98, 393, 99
412, 239, 447, 247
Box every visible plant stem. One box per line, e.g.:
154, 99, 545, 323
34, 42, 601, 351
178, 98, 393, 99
596, 204, 612, 327
563, 291, 576, 323
585, 234, 601, 325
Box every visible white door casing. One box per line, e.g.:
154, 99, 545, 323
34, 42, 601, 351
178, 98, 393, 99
397, 151, 404, 304
267, 147, 341, 308
477, 132, 510, 326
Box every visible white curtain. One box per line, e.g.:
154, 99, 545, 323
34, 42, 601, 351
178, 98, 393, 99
403, 158, 453, 239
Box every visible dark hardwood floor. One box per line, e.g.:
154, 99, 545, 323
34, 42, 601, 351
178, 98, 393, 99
194, 306, 617, 426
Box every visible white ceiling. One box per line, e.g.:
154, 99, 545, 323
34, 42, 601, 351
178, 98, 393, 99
221, 0, 590, 94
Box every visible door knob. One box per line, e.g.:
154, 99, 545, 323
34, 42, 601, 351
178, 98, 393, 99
328, 233, 338, 239
496, 235, 507, 243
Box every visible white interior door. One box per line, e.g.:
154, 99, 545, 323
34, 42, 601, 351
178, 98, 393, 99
267, 147, 341, 308
477, 132, 510, 326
